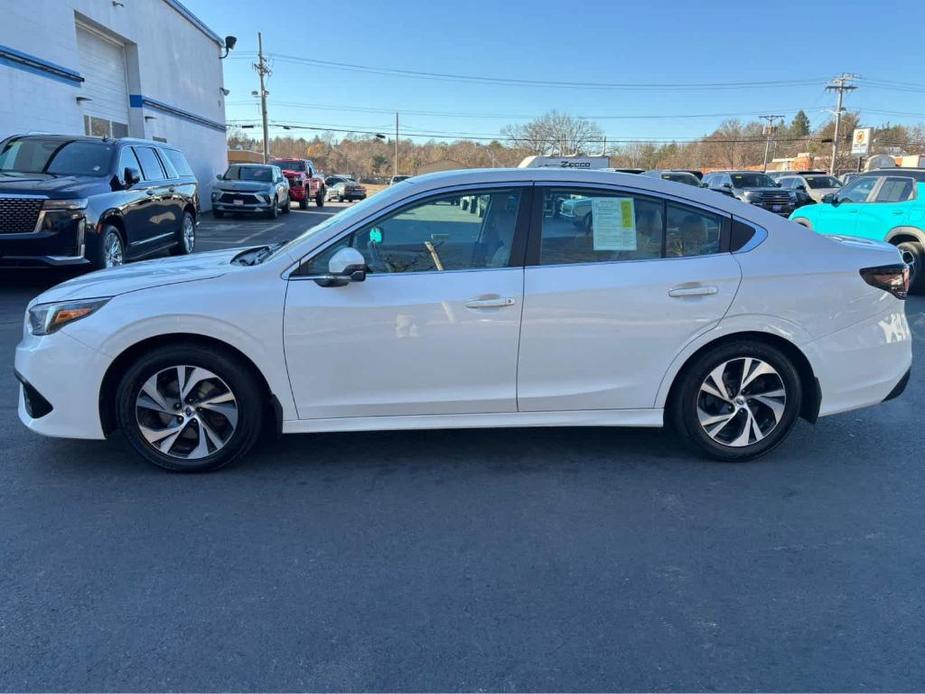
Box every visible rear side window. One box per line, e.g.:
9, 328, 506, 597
157, 149, 179, 179
133, 146, 165, 181
665, 203, 723, 257
875, 177, 915, 203
162, 149, 194, 177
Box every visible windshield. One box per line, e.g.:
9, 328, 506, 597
730, 173, 777, 188
224, 165, 274, 182
271, 160, 305, 172
804, 175, 842, 189
662, 172, 700, 186
0, 137, 114, 177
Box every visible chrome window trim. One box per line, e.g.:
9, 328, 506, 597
532, 180, 732, 218
282, 181, 533, 279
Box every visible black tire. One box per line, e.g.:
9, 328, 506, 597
115, 343, 265, 472
169, 210, 195, 256
897, 241, 925, 294
669, 340, 803, 462
299, 198, 309, 210
338, 196, 344, 203
96, 225, 125, 269
213, 210, 225, 219
266, 198, 279, 219
315, 191, 325, 208
281, 195, 291, 214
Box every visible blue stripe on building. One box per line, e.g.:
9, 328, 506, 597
129, 94, 226, 132
0, 44, 84, 85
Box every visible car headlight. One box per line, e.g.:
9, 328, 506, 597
28, 297, 110, 336
43, 198, 88, 211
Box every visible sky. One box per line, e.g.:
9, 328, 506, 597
184, 0, 925, 145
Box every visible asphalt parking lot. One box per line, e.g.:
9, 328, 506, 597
3, 206, 925, 691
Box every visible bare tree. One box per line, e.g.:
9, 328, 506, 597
501, 110, 604, 156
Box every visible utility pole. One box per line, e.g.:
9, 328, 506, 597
394, 112, 399, 177
825, 73, 858, 175
254, 32, 272, 163
759, 114, 784, 172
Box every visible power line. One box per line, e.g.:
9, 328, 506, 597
252, 54, 829, 91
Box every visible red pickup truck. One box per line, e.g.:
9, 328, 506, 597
269, 158, 326, 209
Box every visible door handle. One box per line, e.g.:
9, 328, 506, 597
168, 186, 176, 193
145, 189, 156, 196
465, 296, 516, 308
668, 285, 719, 298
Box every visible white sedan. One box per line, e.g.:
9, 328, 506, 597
16, 169, 912, 472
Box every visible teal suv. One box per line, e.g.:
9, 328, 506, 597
790, 168, 925, 291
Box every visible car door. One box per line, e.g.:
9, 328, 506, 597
283, 185, 530, 419
517, 185, 741, 412
813, 175, 880, 237
854, 175, 916, 240
130, 145, 174, 251
154, 147, 186, 241
113, 146, 150, 246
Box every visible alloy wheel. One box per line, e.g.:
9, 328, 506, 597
182, 214, 195, 252
135, 365, 238, 460
104, 233, 124, 268
696, 357, 787, 448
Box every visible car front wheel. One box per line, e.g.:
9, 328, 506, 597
98, 226, 124, 269
670, 340, 802, 462
115, 344, 264, 472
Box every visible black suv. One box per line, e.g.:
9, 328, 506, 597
702, 170, 795, 216
0, 134, 199, 269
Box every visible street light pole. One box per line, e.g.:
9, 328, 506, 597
394, 112, 399, 178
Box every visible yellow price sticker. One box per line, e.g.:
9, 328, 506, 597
620, 199, 633, 227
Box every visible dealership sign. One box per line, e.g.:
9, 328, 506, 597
851, 128, 872, 156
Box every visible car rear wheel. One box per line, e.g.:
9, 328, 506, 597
299, 198, 309, 210
897, 241, 925, 294
169, 210, 195, 256
670, 340, 802, 462
315, 190, 325, 208
115, 344, 264, 472
281, 195, 291, 214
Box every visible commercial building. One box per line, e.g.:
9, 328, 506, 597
0, 0, 230, 207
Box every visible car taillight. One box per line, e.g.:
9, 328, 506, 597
859, 264, 909, 300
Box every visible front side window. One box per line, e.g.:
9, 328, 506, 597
875, 177, 915, 203
804, 175, 841, 189
134, 146, 165, 181
838, 176, 878, 203
116, 147, 141, 179
302, 188, 523, 275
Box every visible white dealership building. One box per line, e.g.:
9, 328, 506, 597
0, 0, 230, 207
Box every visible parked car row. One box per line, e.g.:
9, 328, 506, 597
0, 134, 199, 269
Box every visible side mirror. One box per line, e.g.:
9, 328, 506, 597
821, 193, 837, 204
216, 173, 224, 181
316, 247, 368, 287
124, 167, 141, 188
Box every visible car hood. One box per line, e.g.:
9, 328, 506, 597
31, 248, 246, 304
0, 173, 106, 198
215, 180, 272, 193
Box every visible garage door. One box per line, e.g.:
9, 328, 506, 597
76, 24, 129, 138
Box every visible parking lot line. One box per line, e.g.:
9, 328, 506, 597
235, 223, 284, 243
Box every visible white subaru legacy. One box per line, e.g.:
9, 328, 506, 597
16, 169, 912, 472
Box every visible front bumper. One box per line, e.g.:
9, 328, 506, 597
0, 217, 89, 267
16, 327, 110, 439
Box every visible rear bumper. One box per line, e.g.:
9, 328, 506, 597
804, 305, 913, 417
287, 186, 308, 201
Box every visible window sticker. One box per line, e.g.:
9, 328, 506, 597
592, 197, 637, 251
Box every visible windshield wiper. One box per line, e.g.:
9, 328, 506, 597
230, 242, 285, 266
254, 241, 285, 264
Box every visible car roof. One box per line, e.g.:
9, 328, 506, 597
4, 133, 172, 148
854, 168, 925, 182
230, 163, 273, 168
